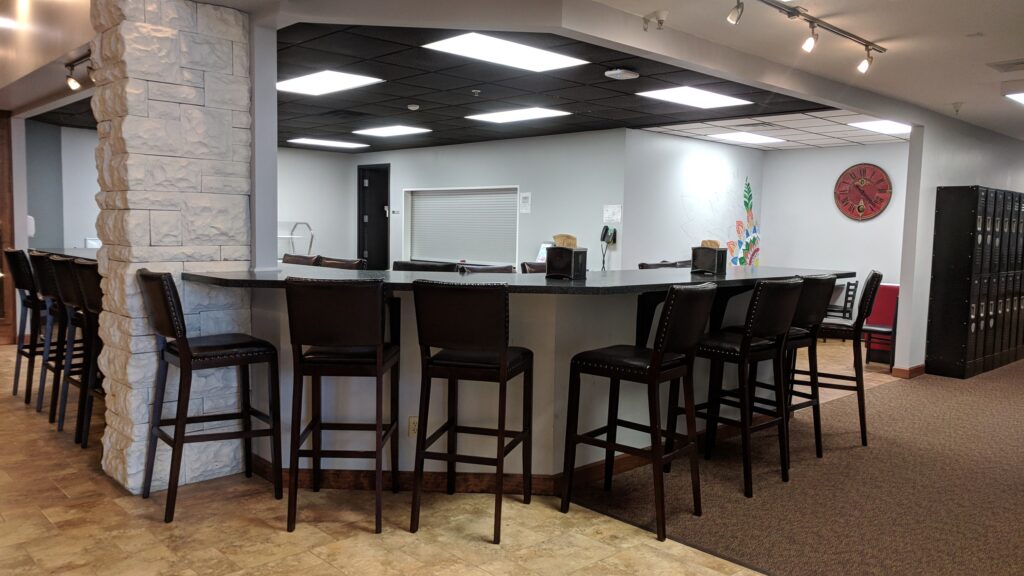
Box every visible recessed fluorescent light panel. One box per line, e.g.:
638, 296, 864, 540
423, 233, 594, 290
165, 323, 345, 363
423, 32, 587, 72
288, 138, 369, 149
638, 86, 753, 109
849, 120, 912, 134
353, 125, 432, 137
467, 107, 571, 123
276, 71, 383, 96
1006, 93, 1024, 105
710, 132, 785, 144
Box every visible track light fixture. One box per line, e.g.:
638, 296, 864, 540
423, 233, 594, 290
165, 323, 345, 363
65, 65, 81, 90
726, 0, 744, 24
801, 23, 818, 53
64, 53, 92, 91
857, 48, 873, 74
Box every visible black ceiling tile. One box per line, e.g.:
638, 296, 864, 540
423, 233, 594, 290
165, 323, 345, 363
277, 47, 361, 75
63, 99, 94, 114
548, 101, 613, 114
593, 76, 678, 95
432, 117, 479, 128
388, 111, 454, 124
278, 102, 337, 117
276, 62, 322, 81
501, 93, 572, 107
280, 117, 332, 129
400, 73, 479, 90
302, 31, 409, 59
695, 81, 765, 96
334, 60, 428, 81
415, 91, 483, 106
649, 70, 722, 86
543, 85, 623, 101
310, 88, 398, 105
554, 43, 634, 64
356, 81, 435, 99
458, 100, 524, 113
589, 94, 650, 108
347, 103, 407, 116
375, 47, 472, 72
541, 63, 613, 83
598, 57, 679, 74
442, 62, 531, 83
460, 83, 531, 100
486, 31, 579, 49
496, 75, 580, 92
375, 99, 448, 112
277, 23, 349, 45
579, 107, 650, 120
424, 105, 478, 118
346, 26, 459, 47
287, 94, 364, 109
631, 101, 695, 115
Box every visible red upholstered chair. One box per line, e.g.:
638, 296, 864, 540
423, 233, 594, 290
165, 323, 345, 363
864, 284, 899, 371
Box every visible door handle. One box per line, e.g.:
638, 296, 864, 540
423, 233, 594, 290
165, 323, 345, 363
384, 205, 390, 218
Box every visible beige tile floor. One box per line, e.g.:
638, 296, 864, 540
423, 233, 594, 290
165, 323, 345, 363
0, 343, 765, 576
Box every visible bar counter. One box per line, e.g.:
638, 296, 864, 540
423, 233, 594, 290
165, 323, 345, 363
182, 265, 855, 492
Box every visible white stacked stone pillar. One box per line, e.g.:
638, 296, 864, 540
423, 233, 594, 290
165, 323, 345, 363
90, 0, 253, 494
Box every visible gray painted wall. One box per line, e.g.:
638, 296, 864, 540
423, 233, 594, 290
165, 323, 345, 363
25, 120, 63, 250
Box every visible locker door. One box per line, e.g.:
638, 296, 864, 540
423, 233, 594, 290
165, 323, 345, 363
972, 189, 987, 277
967, 277, 981, 376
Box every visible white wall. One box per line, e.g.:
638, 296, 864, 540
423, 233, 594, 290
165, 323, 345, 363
761, 142, 909, 284
277, 146, 356, 259
60, 127, 100, 249
622, 129, 765, 269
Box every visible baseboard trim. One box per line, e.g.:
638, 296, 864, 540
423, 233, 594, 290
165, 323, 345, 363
892, 364, 925, 379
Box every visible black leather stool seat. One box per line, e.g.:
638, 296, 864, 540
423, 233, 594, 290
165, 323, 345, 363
431, 347, 531, 372
572, 345, 686, 377
303, 344, 400, 365
698, 330, 774, 357
168, 333, 276, 363
820, 318, 855, 339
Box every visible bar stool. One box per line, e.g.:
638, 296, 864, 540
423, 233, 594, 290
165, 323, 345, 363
699, 277, 804, 498
410, 281, 533, 545
49, 255, 91, 435
638, 260, 692, 269
282, 253, 321, 265
519, 261, 546, 274
72, 258, 105, 449
805, 270, 884, 447
393, 260, 459, 272
284, 278, 401, 534
561, 283, 717, 541
3, 249, 45, 401
458, 264, 516, 273
28, 252, 84, 418
137, 270, 283, 523
318, 256, 367, 270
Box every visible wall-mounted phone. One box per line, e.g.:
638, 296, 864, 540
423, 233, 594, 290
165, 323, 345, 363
600, 225, 617, 271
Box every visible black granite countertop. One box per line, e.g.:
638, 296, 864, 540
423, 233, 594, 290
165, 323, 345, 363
182, 264, 855, 295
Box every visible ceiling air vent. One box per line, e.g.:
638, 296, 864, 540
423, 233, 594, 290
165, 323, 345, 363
987, 58, 1024, 74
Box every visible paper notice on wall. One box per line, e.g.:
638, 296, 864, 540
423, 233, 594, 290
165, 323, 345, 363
603, 204, 622, 223
520, 192, 532, 213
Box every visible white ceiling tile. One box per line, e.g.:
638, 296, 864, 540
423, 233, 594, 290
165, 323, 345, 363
688, 126, 734, 135
664, 122, 713, 130
816, 142, 860, 147
801, 137, 848, 145
836, 114, 881, 124
785, 132, 833, 141
808, 110, 861, 118
752, 113, 815, 122
845, 134, 900, 142
773, 118, 838, 128
829, 129, 877, 137
707, 118, 760, 127
806, 124, 859, 134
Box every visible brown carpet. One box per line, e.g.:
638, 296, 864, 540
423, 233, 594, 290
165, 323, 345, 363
572, 362, 1024, 576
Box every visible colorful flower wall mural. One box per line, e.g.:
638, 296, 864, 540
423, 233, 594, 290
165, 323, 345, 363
727, 178, 759, 266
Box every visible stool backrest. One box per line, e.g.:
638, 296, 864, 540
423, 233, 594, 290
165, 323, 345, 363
793, 274, 838, 329
73, 259, 103, 316
653, 282, 717, 358
744, 277, 804, 339
3, 249, 36, 293
285, 278, 384, 348
520, 261, 546, 274
393, 260, 459, 272
854, 270, 884, 328
137, 269, 188, 341
319, 256, 367, 270
50, 255, 84, 309
29, 251, 59, 299
459, 264, 516, 274
282, 253, 321, 266
639, 260, 691, 269
413, 280, 508, 352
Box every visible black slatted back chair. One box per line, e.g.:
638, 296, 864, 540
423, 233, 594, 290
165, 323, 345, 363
3, 249, 44, 401
458, 264, 516, 274
638, 260, 691, 269
520, 261, 546, 274
697, 277, 803, 498
28, 252, 73, 414
826, 280, 859, 319
71, 259, 105, 449
283, 278, 400, 533
136, 269, 282, 523
282, 253, 321, 266
410, 280, 533, 544
318, 256, 367, 270
816, 270, 884, 447
48, 256, 90, 434
561, 282, 717, 541
393, 260, 459, 272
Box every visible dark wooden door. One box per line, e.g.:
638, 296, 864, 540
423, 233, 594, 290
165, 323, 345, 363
358, 164, 390, 270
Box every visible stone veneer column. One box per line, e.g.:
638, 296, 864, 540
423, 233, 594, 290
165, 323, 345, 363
90, 0, 253, 494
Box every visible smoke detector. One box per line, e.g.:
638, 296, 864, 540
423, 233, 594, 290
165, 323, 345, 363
604, 68, 640, 81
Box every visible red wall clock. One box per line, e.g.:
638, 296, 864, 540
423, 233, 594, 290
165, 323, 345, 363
834, 163, 893, 221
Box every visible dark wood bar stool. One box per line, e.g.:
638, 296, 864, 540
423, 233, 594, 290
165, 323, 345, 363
698, 277, 803, 498
284, 278, 401, 534
561, 283, 717, 541
519, 261, 546, 274
49, 256, 92, 435
393, 260, 459, 272
801, 270, 883, 447
29, 251, 81, 414
3, 249, 45, 402
282, 253, 321, 265
458, 264, 516, 273
318, 256, 367, 270
72, 258, 105, 449
137, 270, 283, 523
638, 260, 692, 269
409, 281, 533, 545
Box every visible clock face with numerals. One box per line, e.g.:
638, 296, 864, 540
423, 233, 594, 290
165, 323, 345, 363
834, 163, 893, 221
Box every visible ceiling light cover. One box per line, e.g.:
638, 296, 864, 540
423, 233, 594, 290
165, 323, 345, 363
276, 70, 383, 96
288, 138, 369, 149
423, 32, 587, 72
466, 107, 571, 123
710, 132, 785, 144
353, 125, 432, 137
1007, 93, 1024, 105
638, 86, 752, 109
848, 120, 912, 134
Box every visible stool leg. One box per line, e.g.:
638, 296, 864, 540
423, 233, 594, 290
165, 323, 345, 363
143, 356, 169, 499
682, 361, 702, 516
664, 377, 680, 473
287, 370, 304, 532
773, 351, 790, 482
57, 320, 77, 432
164, 368, 193, 523
12, 302, 27, 396
390, 362, 400, 494
809, 339, 823, 458
493, 376, 507, 545
853, 337, 868, 446
446, 377, 458, 495
559, 364, 582, 513
47, 318, 66, 420
648, 378, 667, 541
704, 359, 725, 459
75, 330, 96, 445
239, 364, 253, 478
37, 311, 57, 413
522, 365, 532, 504
410, 370, 432, 533
311, 375, 322, 492
29, 308, 49, 407
268, 357, 283, 499
603, 378, 620, 491
738, 359, 753, 498
374, 371, 385, 534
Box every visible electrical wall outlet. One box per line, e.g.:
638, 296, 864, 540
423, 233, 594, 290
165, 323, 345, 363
408, 416, 418, 437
